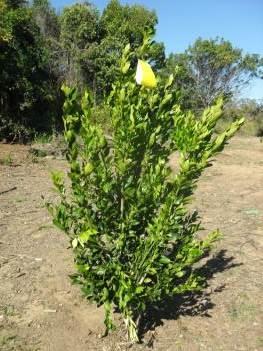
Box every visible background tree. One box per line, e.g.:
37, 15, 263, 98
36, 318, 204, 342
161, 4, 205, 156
31, 0, 59, 38
31, 0, 63, 130
164, 37, 263, 111
57, 0, 165, 101
59, 2, 101, 88
0, 0, 58, 141
100, 0, 164, 66
95, 0, 165, 97
0, 0, 166, 140
1, 0, 262, 142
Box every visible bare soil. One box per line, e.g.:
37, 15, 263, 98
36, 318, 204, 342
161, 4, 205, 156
0, 137, 262, 351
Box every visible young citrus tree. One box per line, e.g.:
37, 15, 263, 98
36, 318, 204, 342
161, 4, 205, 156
48, 35, 244, 342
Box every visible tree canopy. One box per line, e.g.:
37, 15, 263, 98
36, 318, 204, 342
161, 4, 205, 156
164, 37, 263, 110
0, 0, 59, 141
0, 0, 262, 141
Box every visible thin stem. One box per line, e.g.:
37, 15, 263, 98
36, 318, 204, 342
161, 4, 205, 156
124, 313, 139, 343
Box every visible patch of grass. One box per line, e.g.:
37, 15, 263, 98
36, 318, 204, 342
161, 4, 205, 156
31, 149, 47, 158
243, 208, 261, 216
0, 154, 13, 166
0, 333, 39, 351
228, 297, 257, 321
0, 334, 17, 347
28, 153, 45, 164
33, 133, 53, 144
257, 337, 263, 348
1, 305, 15, 317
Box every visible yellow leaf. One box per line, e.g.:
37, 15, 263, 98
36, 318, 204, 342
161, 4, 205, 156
72, 238, 78, 249
135, 60, 157, 88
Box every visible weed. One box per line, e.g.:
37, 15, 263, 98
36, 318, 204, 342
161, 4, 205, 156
33, 133, 53, 144
0, 334, 17, 346
0, 154, 13, 166
1, 305, 15, 317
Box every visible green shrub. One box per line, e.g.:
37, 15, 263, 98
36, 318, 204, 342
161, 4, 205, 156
48, 37, 244, 342
217, 100, 263, 137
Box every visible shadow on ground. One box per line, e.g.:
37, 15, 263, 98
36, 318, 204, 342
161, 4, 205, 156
138, 249, 242, 343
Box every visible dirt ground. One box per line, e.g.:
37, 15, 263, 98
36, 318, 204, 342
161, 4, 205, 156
0, 137, 262, 351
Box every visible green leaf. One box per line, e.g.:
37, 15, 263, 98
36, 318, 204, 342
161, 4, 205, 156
122, 62, 130, 74
135, 286, 144, 294
78, 229, 97, 245
123, 43, 131, 55
159, 256, 171, 264
176, 270, 185, 278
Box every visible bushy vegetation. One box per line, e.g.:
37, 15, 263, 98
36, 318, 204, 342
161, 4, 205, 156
220, 99, 263, 137
0, 0, 61, 141
48, 37, 244, 342
0, 0, 262, 141
0, 0, 164, 141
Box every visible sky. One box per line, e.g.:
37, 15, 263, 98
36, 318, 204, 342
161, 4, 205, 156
52, 0, 263, 100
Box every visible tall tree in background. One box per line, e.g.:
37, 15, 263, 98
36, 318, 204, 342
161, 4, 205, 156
95, 0, 165, 97
59, 2, 101, 88
164, 37, 263, 111
57, 0, 165, 101
100, 0, 164, 66
0, 0, 166, 140
32, 0, 59, 38
0, 0, 58, 141
31, 0, 63, 129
